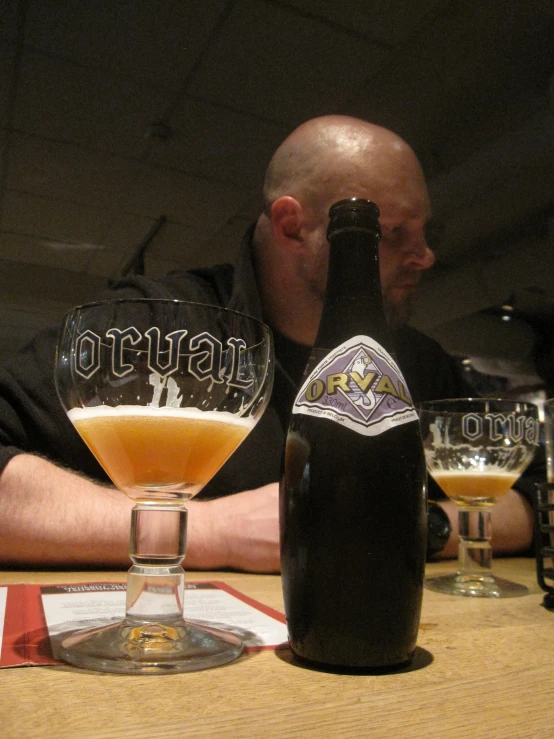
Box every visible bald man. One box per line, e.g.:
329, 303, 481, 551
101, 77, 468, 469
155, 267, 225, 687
0, 116, 535, 569
255, 117, 434, 342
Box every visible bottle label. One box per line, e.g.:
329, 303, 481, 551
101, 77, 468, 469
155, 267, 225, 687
292, 335, 418, 436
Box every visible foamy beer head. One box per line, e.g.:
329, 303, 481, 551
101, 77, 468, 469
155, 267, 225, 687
68, 406, 255, 500
56, 299, 274, 500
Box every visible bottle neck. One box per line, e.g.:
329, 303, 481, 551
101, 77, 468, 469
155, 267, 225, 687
314, 230, 390, 350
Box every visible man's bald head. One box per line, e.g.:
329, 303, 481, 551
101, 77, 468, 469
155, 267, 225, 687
262, 115, 426, 219
254, 115, 434, 343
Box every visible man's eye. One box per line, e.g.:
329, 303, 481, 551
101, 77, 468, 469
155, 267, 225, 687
381, 226, 403, 246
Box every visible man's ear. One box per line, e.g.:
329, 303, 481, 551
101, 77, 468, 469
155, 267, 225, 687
270, 196, 305, 253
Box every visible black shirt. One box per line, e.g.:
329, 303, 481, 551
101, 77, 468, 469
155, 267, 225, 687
0, 227, 542, 505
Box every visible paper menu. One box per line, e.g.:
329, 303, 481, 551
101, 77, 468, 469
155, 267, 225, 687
0, 581, 288, 668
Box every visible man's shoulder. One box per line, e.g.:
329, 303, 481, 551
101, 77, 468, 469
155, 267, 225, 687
164, 263, 235, 303
106, 263, 236, 305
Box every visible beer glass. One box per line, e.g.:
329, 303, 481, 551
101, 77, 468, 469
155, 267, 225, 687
419, 399, 539, 597
55, 299, 273, 673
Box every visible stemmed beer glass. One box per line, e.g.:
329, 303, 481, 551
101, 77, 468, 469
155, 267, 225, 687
55, 299, 273, 673
419, 399, 539, 597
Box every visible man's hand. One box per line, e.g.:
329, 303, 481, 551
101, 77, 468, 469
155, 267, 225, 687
187, 484, 280, 573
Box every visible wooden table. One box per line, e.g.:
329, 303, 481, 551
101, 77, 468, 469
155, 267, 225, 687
1, 559, 551, 738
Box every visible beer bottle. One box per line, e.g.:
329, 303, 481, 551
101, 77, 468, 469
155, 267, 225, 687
280, 198, 427, 670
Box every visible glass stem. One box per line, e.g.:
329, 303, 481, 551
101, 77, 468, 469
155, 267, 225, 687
126, 502, 188, 622
457, 506, 493, 580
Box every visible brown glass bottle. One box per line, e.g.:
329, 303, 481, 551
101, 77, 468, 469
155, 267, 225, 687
280, 198, 427, 670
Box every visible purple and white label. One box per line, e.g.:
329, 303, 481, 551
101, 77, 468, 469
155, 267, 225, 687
292, 335, 418, 436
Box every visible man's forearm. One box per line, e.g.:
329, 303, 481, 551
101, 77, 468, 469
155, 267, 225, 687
0, 455, 281, 572
0, 454, 133, 566
0, 454, 225, 568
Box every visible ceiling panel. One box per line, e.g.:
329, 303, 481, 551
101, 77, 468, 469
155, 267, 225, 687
147, 99, 288, 189
0, 1, 20, 43
0, 43, 16, 128
0, 257, 106, 307
283, 0, 443, 45
434, 167, 554, 266
13, 51, 172, 157
1, 190, 111, 245
429, 112, 554, 216
119, 164, 253, 228
347, 1, 554, 174
0, 232, 95, 271
0, 127, 5, 182
98, 215, 198, 275
428, 111, 554, 261
415, 232, 554, 330
24, 0, 227, 91
188, 0, 388, 126
96, 213, 164, 266
83, 247, 137, 281
144, 219, 216, 265
96, 213, 245, 280
4, 133, 145, 209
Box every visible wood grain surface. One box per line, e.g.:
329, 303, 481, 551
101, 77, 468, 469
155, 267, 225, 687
0, 559, 550, 739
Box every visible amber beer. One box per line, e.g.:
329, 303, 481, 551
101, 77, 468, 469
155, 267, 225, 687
280, 199, 427, 670
68, 406, 254, 500
432, 471, 519, 506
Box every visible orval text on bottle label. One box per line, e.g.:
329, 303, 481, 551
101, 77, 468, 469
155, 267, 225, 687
292, 335, 418, 436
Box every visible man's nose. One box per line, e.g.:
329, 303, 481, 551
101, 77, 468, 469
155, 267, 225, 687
402, 237, 436, 270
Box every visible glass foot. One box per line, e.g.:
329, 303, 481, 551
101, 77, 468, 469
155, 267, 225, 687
59, 618, 244, 674
425, 572, 529, 598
